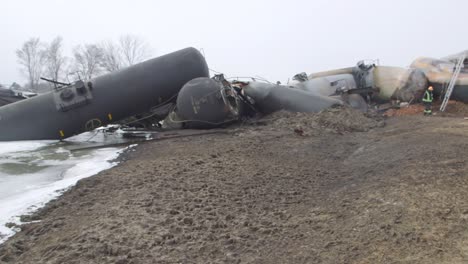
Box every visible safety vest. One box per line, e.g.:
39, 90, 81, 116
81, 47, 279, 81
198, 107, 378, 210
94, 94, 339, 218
423, 90, 433, 103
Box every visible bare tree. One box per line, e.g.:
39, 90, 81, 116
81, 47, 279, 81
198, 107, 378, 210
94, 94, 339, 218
16, 38, 46, 91
99, 35, 152, 73
44, 36, 67, 82
99, 41, 123, 72
72, 44, 104, 80
119, 34, 152, 66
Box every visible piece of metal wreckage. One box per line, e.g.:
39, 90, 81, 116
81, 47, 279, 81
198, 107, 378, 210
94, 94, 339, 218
0, 47, 209, 141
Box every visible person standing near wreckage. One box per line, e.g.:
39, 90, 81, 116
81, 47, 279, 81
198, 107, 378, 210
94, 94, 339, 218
423, 86, 434, 115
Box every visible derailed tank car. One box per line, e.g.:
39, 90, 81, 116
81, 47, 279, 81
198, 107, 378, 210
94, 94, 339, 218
0, 47, 209, 141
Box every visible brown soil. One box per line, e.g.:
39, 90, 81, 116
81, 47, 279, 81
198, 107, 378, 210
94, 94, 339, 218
2, 107, 468, 264
384, 100, 468, 117
384, 104, 425, 117
439, 100, 468, 117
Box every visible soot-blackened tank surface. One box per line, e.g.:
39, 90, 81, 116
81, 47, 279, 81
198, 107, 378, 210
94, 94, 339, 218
176, 77, 238, 129
0, 47, 209, 141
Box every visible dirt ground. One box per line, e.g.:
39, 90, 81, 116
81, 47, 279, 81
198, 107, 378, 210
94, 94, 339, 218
2, 106, 468, 264
384, 100, 468, 117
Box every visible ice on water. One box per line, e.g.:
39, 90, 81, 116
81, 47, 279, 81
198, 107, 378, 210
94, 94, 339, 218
0, 132, 128, 244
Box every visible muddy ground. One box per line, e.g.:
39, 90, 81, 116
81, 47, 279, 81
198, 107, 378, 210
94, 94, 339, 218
2, 107, 468, 263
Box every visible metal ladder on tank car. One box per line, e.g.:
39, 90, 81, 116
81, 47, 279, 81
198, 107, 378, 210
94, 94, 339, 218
440, 52, 466, 112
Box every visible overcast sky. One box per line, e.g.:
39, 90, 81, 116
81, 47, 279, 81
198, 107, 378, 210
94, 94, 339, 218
1, 0, 467, 85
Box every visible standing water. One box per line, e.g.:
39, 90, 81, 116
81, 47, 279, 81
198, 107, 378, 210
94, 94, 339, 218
0, 132, 132, 244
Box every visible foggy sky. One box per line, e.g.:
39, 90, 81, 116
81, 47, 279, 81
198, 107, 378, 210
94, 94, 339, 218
1, 0, 467, 85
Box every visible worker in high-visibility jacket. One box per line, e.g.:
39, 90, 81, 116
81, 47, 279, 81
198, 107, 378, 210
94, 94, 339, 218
423, 86, 434, 115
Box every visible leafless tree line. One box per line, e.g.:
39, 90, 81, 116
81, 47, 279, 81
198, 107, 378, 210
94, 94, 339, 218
16, 35, 152, 91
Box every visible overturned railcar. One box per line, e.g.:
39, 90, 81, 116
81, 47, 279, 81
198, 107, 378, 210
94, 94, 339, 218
410, 55, 468, 103
0, 47, 209, 141
305, 61, 428, 104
